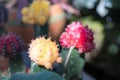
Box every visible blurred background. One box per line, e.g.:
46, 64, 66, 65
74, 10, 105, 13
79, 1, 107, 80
0, 0, 120, 80
70, 0, 120, 79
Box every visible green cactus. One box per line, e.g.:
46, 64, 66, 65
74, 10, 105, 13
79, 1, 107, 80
9, 55, 25, 75
9, 70, 66, 80
34, 24, 48, 37
61, 48, 85, 80
0, 27, 6, 36
30, 61, 45, 73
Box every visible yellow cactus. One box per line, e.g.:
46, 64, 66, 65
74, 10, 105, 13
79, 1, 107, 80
29, 37, 62, 69
21, 0, 50, 25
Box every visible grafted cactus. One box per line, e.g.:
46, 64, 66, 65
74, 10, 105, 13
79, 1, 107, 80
0, 33, 26, 75
57, 21, 95, 80
21, 0, 50, 37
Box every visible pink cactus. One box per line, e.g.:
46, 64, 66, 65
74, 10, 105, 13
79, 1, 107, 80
0, 33, 25, 57
59, 22, 95, 53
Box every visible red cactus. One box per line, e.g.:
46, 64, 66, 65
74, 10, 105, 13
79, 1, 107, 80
59, 22, 95, 53
0, 33, 25, 58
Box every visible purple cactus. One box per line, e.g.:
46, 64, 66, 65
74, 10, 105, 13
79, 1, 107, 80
0, 33, 25, 58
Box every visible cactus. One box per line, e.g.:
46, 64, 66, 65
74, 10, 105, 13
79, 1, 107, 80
61, 48, 85, 80
52, 62, 64, 75
0, 32, 25, 58
21, 0, 50, 25
33, 24, 48, 37
9, 70, 66, 80
28, 37, 62, 70
9, 55, 25, 75
0, 33, 26, 75
30, 61, 44, 73
21, 0, 50, 37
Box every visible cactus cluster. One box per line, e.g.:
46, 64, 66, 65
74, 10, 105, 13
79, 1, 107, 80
21, 0, 50, 25
0, 33, 25, 58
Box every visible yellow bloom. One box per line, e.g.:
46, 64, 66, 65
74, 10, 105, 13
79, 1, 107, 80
21, 0, 50, 25
29, 37, 62, 69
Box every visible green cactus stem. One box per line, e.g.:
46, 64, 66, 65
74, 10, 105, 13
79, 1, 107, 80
33, 24, 48, 37
61, 48, 85, 80
64, 46, 74, 67
9, 55, 25, 75
30, 61, 45, 73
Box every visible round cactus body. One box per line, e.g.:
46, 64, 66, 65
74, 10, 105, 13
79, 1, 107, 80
21, 0, 50, 25
0, 33, 25, 58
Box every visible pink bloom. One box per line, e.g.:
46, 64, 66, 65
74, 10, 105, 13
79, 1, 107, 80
59, 22, 95, 53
